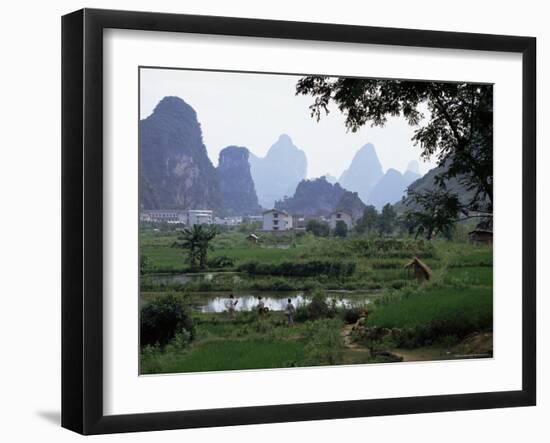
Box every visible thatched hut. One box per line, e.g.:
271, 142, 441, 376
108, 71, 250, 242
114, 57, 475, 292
468, 229, 493, 245
246, 233, 260, 244
404, 256, 433, 282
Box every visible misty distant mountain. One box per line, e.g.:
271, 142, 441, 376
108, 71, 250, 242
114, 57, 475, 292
394, 164, 489, 214
403, 160, 421, 185
403, 170, 421, 184
275, 176, 365, 218
368, 168, 411, 210
217, 146, 261, 216
139, 96, 222, 210
406, 160, 420, 175
339, 143, 384, 203
368, 161, 422, 210
323, 173, 338, 184
249, 134, 307, 208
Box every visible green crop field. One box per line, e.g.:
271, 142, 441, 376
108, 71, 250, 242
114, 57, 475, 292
139, 227, 493, 373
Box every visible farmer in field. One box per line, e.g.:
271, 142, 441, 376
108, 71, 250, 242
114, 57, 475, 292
362, 307, 369, 323
285, 298, 296, 326
225, 294, 238, 318
257, 296, 265, 317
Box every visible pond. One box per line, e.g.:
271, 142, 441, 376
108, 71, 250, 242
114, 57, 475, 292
187, 290, 376, 313
145, 272, 380, 313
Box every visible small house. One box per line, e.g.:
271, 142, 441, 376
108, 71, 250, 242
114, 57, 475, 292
186, 209, 213, 226
404, 256, 433, 282
329, 211, 353, 230
246, 233, 260, 244
262, 209, 293, 231
468, 229, 493, 245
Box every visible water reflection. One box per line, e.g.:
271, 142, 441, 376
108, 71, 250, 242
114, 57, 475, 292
146, 273, 375, 313
190, 291, 372, 313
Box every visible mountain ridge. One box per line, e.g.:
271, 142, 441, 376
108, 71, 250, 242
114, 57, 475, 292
217, 146, 261, 215
339, 143, 384, 203
139, 96, 222, 210
249, 134, 307, 208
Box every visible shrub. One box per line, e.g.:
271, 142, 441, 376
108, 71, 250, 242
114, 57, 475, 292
238, 260, 356, 277
207, 255, 235, 268
333, 220, 348, 238
140, 254, 150, 275
140, 293, 195, 347
347, 238, 436, 259
306, 219, 330, 237
341, 307, 364, 324
303, 319, 344, 365
295, 290, 335, 321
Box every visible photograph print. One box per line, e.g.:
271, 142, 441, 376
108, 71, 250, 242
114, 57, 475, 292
139, 67, 493, 375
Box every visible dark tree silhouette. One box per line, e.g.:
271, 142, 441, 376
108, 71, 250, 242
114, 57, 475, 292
355, 205, 379, 235
404, 190, 463, 240
333, 220, 348, 238
306, 219, 330, 237
377, 204, 397, 236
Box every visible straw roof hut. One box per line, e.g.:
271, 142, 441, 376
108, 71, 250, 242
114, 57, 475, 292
468, 229, 493, 245
246, 233, 260, 244
404, 256, 433, 282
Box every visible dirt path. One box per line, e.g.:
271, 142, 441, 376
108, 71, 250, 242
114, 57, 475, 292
340, 326, 492, 363
391, 348, 447, 362
340, 324, 361, 349
391, 333, 493, 362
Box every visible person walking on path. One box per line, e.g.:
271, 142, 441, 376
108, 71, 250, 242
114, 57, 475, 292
225, 294, 238, 318
285, 298, 295, 326
257, 296, 265, 317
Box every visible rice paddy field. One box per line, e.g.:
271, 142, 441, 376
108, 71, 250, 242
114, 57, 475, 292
139, 228, 493, 374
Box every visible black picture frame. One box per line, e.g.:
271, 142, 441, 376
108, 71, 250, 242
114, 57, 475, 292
62, 8, 536, 435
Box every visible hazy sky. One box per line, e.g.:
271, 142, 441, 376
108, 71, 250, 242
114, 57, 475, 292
140, 68, 437, 179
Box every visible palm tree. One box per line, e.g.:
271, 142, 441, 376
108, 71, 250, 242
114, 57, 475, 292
172, 224, 218, 270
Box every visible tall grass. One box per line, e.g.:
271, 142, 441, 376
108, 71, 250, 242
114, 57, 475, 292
367, 285, 493, 347
141, 340, 306, 374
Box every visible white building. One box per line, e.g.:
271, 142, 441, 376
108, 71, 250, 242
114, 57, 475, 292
213, 216, 243, 226
140, 210, 186, 224
187, 210, 213, 226
262, 209, 293, 231
329, 211, 353, 230
246, 215, 263, 223
140, 209, 214, 226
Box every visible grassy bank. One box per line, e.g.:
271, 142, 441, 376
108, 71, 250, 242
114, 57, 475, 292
141, 311, 347, 374
142, 339, 306, 374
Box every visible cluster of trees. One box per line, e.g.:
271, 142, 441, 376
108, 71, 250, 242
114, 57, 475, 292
305, 219, 350, 238
305, 204, 398, 239
355, 204, 397, 237
305, 219, 331, 237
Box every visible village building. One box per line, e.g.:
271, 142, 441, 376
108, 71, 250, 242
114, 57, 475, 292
246, 215, 263, 223
468, 229, 493, 245
329, 211, 353, 230
139, 210, 186, 224
140, 209, 214, 226
292, 215, 308, 231
186, 209, 213, 226
213, 216, 243, 226
262, 209, 293, 231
